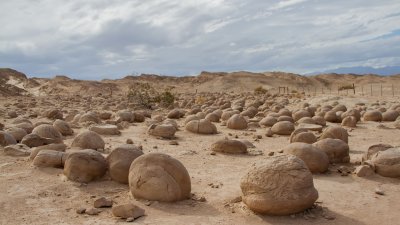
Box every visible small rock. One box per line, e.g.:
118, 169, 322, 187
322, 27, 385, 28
375, 188, 385, 195
268, 152, 274, 156
229, 196, 242, 203
210, 152, 216, 155
355, 165, 374, 177
3, 144, 31, 157
265, 128, 273, 137
85, 208, 102, 215
76, 208, 86, 214
169, 140, 179, 145
126, 139, 133, 144
277, 150, 283, 153
112, 203, 145, 219
337, 166, 352, 176
323, 214, 336, 220
94, 197, 113, 208
126, 217, 135, 222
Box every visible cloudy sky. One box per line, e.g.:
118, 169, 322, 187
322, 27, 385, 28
0, 0, 400, 79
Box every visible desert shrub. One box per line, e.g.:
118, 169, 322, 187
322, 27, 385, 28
195, 96, 206, 104
338, 84, 354, 91
154, 87, 175, 107
127, 83, 175, 108
254, 86, 268, 95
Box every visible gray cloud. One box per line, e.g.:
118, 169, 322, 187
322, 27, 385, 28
0, 0, 399, 79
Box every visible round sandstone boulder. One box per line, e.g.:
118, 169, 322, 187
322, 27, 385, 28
240, 155, 318, 215
128, 153, 191, 202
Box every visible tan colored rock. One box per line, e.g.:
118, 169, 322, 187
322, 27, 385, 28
227, 114, 248, 130
112, 203, 145, 219
371, 148, 400, 178
147, 124, 176, 139
271, 121, 294, 135
259, 116, 277, 127
33, 150, 67, 168
89, 124, 120, 135
32, 124, 63, 142
29, 143, 67, 160
293, 110, 311, 122
14, 122, 34, 134
324, 111, 339, 123
3, 144, 30, 157
382, 110, 399, 121
283, 143, 329, 173
290, 129, 317, 144
106, 144, 143, 184
71, 131, 105, 150
341, 116, 357, 127
0, 131, 17, 146
185, 119, 217, 134
64, 149, 107, 183
53, 119, 74, 136
355, 165, 374, 177
94, 197, 113, 208
240, 155, 318, 215
313, 138, 350, 163
363, 144, 393, 161
128, 153, 191, 202
363, 110, 383, 122
205, 113, 220, 123
21, 134, 57, 148
6, 127, 27, 142
320, 126, 348, 143
211, 139, 248, 154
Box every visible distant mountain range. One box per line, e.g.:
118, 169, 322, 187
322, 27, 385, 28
307, 66, 400, 76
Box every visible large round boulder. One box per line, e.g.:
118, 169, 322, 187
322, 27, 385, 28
147, 124, 176, 139
227, 114, 248, 130
320, 126, 348, 143
293, 110, 311, 122
259, 116, 277, 127
64, 149, 107, 183
6, 127, 27, 142
32, 124, 63, 142
371, 148, 400, 178
211, 139, 248, 154
71, 131, 105, 150
363, 144, 393, 161
289, 129, 317, 144
341, 116, 357, 127
283, 143, 329, 173
313, 138, 350, 163
240, 155, 318, 215
271, 121, 295, 135
107, 145, 143, 184
33, 150, 67, 168
382, 110, 399, 121
0, 131, 18, 146
53, 119, 74, 136
363, 110, 382, 122
185, 119, 217, 134
128, 153, 191, 202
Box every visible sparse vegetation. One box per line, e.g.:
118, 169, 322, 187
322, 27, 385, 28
254, 86, 268, 95
127, 82, 175, 109
338, 84, 354, 91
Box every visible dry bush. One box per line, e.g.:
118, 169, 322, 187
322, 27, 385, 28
127, 82, 175, 109
254, 86, 268, 95
338, 84, 354, 91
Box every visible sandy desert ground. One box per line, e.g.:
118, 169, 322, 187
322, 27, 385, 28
1, 69, 400, 225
